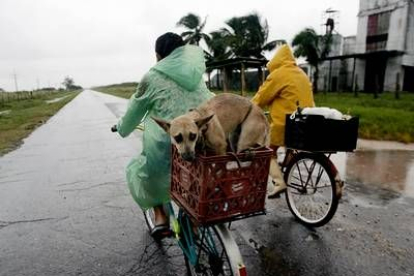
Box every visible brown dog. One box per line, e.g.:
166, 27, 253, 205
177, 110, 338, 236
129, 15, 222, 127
153, 93, 269, 161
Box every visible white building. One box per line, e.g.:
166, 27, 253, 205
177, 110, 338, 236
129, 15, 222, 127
319, 0, 414, 92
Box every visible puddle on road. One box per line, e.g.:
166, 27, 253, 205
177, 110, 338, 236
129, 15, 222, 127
46, 95, 69, 104
342, 150, 414, 199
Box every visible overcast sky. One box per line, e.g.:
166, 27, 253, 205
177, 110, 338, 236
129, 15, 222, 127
0, 0, 359, 91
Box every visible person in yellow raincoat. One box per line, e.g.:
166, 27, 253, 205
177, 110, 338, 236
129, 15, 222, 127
252, 44, 315, 197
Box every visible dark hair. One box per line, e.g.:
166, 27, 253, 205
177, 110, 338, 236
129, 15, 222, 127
155, 32, 185, 60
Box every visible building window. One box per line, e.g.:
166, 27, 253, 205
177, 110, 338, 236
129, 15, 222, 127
366, 11, 391, 52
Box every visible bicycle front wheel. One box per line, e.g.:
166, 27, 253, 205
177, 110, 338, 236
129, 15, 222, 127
284, 152, 339, 227
185, 224, 244, 276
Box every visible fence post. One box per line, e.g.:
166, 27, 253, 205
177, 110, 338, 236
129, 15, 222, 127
395, 73, 400, 100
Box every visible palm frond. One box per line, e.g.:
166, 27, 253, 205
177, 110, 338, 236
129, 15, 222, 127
181, 31, 194, 38
292, 28, 320, 66
176, 13, 200, 29
262, 39, 286, 51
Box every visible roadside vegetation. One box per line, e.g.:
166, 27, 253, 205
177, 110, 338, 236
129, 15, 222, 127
96, 82, 414, 144
0, 90, 80, 155
93, 82, 137, 99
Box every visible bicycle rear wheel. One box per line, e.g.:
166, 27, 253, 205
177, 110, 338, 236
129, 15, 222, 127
144, 205, 245, 275
184, 223, 244, 276
284, 152, 339, 227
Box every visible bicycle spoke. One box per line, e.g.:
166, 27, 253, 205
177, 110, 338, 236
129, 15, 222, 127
185, 225, 234, 276
304, 160, 316, 187
295, 162, 305, 187
290, 174, 302, 182
287, 182, 305, 190
315, 165, 325, 187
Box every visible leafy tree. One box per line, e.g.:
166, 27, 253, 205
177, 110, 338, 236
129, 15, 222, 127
292, 28, 332, 93
62, 76, 81, 90
209, 13, 283, 90
176, 13, 210, 46
62, 76, 74, 90
220, 13, 285, 58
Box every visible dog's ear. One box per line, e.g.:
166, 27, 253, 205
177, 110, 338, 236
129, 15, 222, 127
195, 114, 214, 128
152, 116, 171, 133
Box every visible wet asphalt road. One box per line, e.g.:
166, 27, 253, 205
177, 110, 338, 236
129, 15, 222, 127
0, 90, 413, 276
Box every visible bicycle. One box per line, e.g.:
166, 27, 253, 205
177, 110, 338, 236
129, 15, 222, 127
269, 111, 359, 227
113, 124, 259, 276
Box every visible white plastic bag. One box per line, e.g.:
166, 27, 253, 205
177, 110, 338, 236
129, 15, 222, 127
301, 107, 343, 120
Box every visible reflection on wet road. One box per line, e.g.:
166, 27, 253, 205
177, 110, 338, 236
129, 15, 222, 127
345, 150, 414, 198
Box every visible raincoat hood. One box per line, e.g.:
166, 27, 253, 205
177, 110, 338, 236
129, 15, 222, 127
267, 44, 296, 72
152, 45, 206, 91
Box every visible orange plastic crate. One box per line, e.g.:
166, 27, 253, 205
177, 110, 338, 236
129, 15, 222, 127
170, 146, 272, 225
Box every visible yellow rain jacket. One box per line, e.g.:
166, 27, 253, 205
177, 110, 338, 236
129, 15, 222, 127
252, 45, 315, 146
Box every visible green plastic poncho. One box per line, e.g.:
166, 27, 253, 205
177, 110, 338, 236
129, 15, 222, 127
117, 45, 213, 210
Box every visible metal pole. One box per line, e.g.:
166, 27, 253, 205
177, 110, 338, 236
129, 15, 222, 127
328, 60, 332, 93
241, 63, 246, 96
351, 57, 356, 92
223, 68, 228, 93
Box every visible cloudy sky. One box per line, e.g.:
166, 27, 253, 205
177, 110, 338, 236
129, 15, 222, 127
0, 0, 359, 91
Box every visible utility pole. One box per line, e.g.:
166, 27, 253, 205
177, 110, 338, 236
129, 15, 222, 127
13, 71, 19, 92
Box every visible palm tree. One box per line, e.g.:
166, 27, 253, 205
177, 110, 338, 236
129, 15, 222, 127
292, 28, 332, 93
176, 13, 210, 46
217, 13, 285, 91
221, 13, 285, 58
205, 31, 231, 61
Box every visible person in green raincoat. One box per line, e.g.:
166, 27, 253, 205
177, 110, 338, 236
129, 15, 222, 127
115, 33, 213, 235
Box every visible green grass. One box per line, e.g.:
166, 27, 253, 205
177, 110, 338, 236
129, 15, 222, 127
93, 82, 137, 99
314, 92, 414, 143
0, 90, 80, 155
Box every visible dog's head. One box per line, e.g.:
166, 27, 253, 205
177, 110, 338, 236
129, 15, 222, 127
152, 114, 214, 162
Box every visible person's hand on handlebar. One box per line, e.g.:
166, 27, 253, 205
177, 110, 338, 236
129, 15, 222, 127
111, 125, 118, 132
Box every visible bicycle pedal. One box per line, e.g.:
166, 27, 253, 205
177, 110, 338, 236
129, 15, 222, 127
163, 229, 173, 237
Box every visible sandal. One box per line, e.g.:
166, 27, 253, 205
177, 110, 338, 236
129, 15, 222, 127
150, 223, 171, 240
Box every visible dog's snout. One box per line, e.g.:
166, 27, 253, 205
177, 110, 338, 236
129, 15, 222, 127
181, 152, 196, 162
